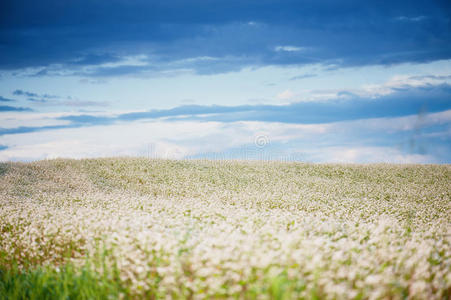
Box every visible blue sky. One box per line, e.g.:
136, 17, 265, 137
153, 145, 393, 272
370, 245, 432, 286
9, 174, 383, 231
0, 0, 450, 163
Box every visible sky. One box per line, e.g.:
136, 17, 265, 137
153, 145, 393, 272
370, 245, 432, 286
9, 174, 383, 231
0, 0, 450, 163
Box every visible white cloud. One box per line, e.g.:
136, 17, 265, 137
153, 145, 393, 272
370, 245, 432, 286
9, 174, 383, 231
0, 112, 71, 128
331, 109, 451, 133
358, 74, 451, 98
307, 146, 437, 164
171, 56, 219, 65
95, 55, 149, 68
274, 46, 305, 52
0, 109, 449, 163
279, 72, 451, 103
395, 16, 427, 22
0, 118, 329, 161
0, 121, 193, 161
276, 89, 295, 101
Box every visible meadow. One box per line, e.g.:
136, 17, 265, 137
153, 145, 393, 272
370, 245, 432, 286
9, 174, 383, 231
0, 158, 450, 299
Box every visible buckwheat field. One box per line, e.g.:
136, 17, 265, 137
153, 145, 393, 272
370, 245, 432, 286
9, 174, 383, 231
0, 158, 450, 299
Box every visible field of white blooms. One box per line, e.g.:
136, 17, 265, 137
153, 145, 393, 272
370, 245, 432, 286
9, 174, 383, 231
0, 158, 450, 299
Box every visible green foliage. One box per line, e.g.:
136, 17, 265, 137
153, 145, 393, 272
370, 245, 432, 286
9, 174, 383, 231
0, 262, 127, 300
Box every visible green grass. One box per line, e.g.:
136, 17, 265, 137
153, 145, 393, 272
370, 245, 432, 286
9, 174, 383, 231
0, 264, 326, 300
0, 262, 126, 300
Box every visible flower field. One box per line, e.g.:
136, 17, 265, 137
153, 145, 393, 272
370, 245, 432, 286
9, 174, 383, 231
0, 158, 450, 299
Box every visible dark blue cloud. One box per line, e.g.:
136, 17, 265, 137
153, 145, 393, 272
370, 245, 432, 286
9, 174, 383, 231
60, 83, 451, 125
61, 115, 112, 125
1, 83, 449, 137
13, 90, 38, 97
0, 105, 31, 112
289, 74, 317, 81
0, 125, 72, 136
27, 98, 47, 103
410, 75, 451, 80
1, 0, 450, 75
13, 89, 58, 99
11, 89, 107, 107
0, 96, 14, 102
0, 145, 7, 151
